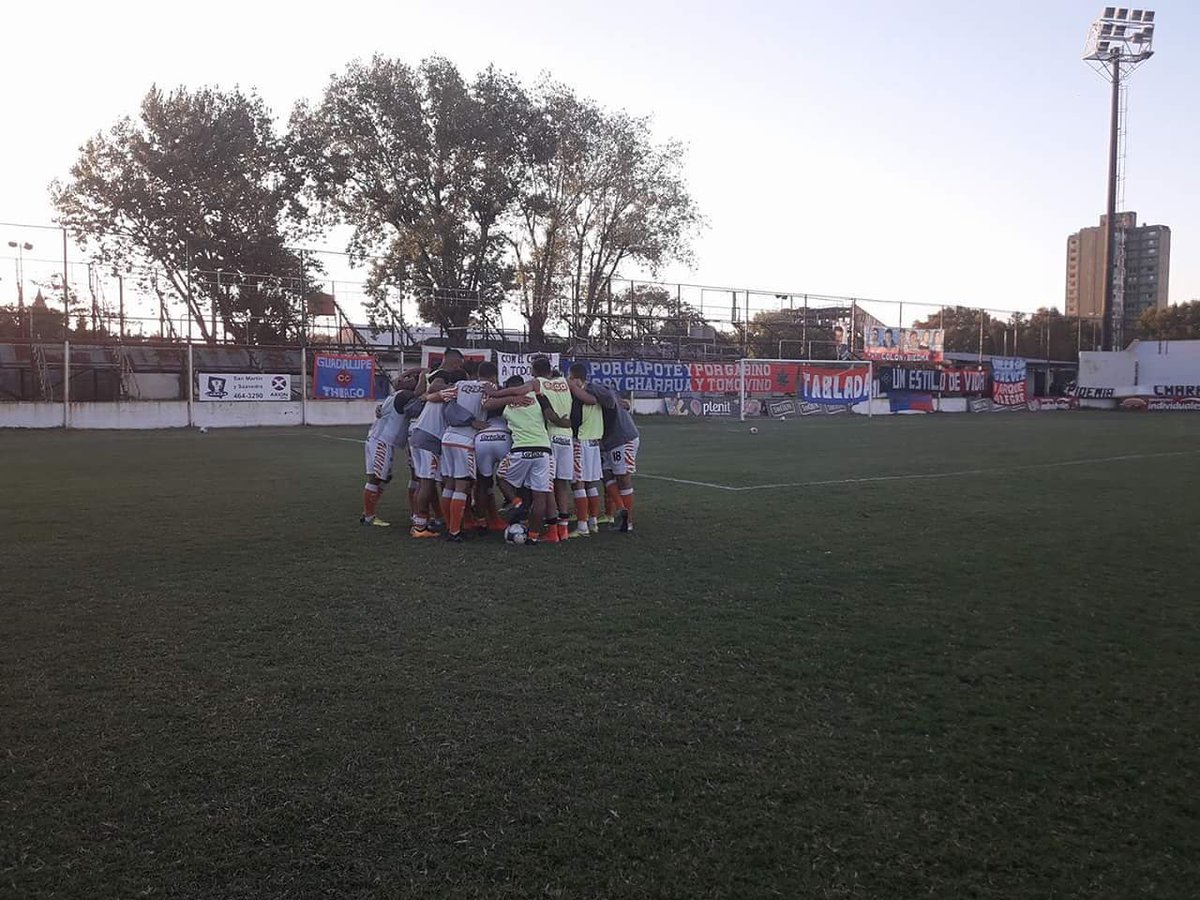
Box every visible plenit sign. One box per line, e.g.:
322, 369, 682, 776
313, 353, 376, 399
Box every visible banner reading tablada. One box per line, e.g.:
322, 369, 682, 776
313, 353, 375, 399
798, 364, 872, 406
991, 357, 1028, 407
687, 362, 798, 394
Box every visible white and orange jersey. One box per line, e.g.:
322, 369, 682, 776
442, 378, 489, 441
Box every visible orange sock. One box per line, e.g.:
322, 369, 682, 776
605, 482, 623, 514
542, 518, 560, 543
620, 489, 634, 524
363, 483, 381, 517
573, 493, 589, 524
587, 492, 601, 519
558, 520, 570, 540
447, 494, 467, 534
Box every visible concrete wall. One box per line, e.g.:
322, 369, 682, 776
0, 399, 379, 430
1079, 340, 1200, 394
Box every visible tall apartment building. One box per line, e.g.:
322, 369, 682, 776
1065, 212, 1171, 331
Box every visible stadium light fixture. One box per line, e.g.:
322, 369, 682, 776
6, 239, 33, 308
1082, 7, 1157, 352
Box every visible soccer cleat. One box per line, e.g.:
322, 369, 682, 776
614, 508, 629, 533
410, 526, 439, 539
445, 531, 466, 543
360, 515, 391, 527
567, 529, 591, 539
596, 515, 615, 525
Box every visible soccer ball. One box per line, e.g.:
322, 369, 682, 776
749, 426, 759, 435
504, 523, 528, 545
198, 426, 209, 434
778, 415, 786, 422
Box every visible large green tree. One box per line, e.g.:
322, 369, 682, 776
1138, 301, 1200, 341
51, 85, 312, 344
291, 56, 528, 343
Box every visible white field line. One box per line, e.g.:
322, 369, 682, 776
317, 434, 367, 444
640, 448, 1200, 493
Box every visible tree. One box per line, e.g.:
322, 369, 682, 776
1138, 301, 1200, 341
506, 82, 599, 345
52, 85, 313, 344
291, 56, 528, 343
562, 111, 702, 340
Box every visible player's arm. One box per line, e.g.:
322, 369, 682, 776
485, 379, 538, 399
482, 394, 534, 412
587, 382, 618, 409
537, 395, 572, 428
568, 378, 597, 405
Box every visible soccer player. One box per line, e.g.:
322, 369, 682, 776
592, 383, 640, 532
566, 363, 604, 537
407, 368, 454, 538
498, 356, 574, 540
360, 369, 425, 526
484, 377, 563, 545
438, 362, 491, 542
472, 363, 513, 532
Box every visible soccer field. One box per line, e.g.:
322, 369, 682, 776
3, 413, 1199, 898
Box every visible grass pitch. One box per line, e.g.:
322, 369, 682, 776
2, 413, 1199, 898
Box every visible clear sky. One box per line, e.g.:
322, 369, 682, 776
1, 0, 1196, 320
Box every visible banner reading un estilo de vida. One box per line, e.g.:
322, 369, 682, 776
313, 353, 376, 399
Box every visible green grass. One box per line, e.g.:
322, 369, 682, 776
2, 412, 1199, 898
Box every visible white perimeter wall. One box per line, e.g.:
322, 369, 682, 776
1080, 340, 1200, 393
0, 400, 379, 430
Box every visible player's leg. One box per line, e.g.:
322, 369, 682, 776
362, 439, 393, 526
604, 448, 623, 526
528, 453, 557, 545
410, 451, 439, 538
613, 438, 639, 533
569, 439, 590, 537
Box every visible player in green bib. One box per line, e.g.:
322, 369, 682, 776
567, 363, 605, 536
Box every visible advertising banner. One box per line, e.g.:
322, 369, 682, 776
798, 364, 871, 406
863, 327, 944, 362
197, 373, 291, 401
991, 358, 1028, 408
1120, 396, 1200, 411
421, 345, 492, 372
497, 351, 560, 383
1027, 397, 1077, 412
313, 353, 376, 400
766, 398, 798, 418
665, 397, 741, 417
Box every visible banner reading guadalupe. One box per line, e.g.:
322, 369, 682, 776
313, 353, 375, 400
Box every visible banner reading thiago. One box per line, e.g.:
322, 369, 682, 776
991, 357, 1028, 408
798, 364, 871, 406
313, 353, 376, 400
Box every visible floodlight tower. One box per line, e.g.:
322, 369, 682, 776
1084, 7, 1156, 351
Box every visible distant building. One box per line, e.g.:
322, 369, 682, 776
1066, 212, 1170, 332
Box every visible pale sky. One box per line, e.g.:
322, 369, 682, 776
2, 0, 1196, 326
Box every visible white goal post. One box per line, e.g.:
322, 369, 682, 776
737, 357, 875, 421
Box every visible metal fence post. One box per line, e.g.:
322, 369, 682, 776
63, 339, 70, 429
186, 341, 194, 427
301, 346, 308, 426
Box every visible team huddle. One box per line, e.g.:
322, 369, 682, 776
361, 350, 640, 545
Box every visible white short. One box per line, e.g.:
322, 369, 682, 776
573, 438, 603, 483
365, 437, 394, 482
550, 435, 573, 481
607, 438, 639, 477
411, 448, 440, 480
498, 449, 553, 493
475, 431, 512, 478
440, 438, 477, 480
